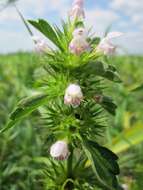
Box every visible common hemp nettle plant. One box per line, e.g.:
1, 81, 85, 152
0, 0, 124, 189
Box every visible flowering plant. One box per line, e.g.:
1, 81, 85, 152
0, 0, 124, 189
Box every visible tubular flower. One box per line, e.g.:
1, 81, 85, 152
32, 35, 49, 53
69, 27, 90, 55
50, 141, 69, 161
96, 32, 123, 55
69, 0, 85, 20
64, 84, 83, 107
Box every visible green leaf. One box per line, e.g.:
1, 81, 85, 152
89, 37, 101, 46
11, 93, 48, 120
108, 65, 117, 72
28, 19, 63, 50
83, 140, 120, 190
85, 61, 105, 75
0, 93, 48, 133
75, 21, 84, 28
103, 70, 122, 83
85, 62, 122, 82
101, 96, 117, 115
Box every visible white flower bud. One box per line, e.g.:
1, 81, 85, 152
69, 28, 90, 55
96, 32, 123, 55
32, 35, 49, 53
64, 84, 83, 107
73, 27, 87, 38
50, 141, 69, 160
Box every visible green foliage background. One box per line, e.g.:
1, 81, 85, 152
0, 53, 143, 190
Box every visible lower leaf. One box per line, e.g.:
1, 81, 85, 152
83, 140, 120, 190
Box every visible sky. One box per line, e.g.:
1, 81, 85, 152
0, 0, 143, 54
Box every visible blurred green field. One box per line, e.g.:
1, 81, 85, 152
0, 52, 143, 190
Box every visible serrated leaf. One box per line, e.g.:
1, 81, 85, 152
28, 19, 63, 50
104, 70, 122, 83
11, 93, 48, 120
18, 93, 48, 108
85, 62, 122, 83
0, 93, 48, 133
83, 140, 120, 190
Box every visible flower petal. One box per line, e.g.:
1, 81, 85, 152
106, 32, 124, 40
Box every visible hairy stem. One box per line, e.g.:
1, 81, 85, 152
66, 144, 74, 190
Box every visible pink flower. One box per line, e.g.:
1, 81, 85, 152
50, 141, 69, 160
32, 36, 49, 53
69, 28, 90, 55
64, 84, 83, 108
69, 0, 85, 20
73, 0, 84, 7
96, 32, 123, 55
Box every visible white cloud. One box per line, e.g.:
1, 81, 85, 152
86, 9, 120, 36
0, 0, 143, 54
110, 0, 143, 30
110, 0, 143, 15
0, 0, 70, 22
0, 0, 71, 54
0, 7, 19, 22
18, 0, 69, 17
0, 10, 17, 22
0, 30, 33, 53
119, 32, 143, 54
110, 0, 143, 55
132, 14, 143, 25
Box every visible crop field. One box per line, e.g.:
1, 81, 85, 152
0, 52, 143, 190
